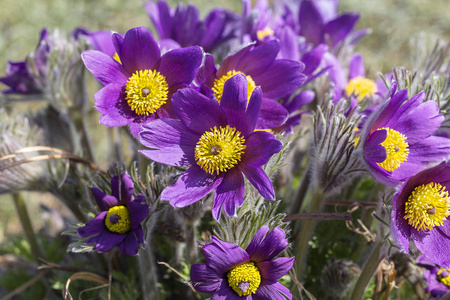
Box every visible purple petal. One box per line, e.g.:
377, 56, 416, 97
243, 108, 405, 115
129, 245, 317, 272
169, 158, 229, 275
408, 136, 450, 162
128, 198, 149, 229
91, 187, 120, 211
112, 33, 124, 57
196, 54, 217, 87
256, 257, 294, 281
77, 212, 107, 238
119, 27, 160, 74
161, 166, 223, 207
238, 40, 280, 75
363, 129, 387, 163
300, 44, 328, 76
203, 235, 249, 274
81, 50, 128, 86
117, 232, 139, 256
325, 13, 359, 47
144, 0, 172, 39
129, 115, 156, 138
299, 0, 324, 45
242, 131, 282, 167
391, 196, 411, 252
240, 165, 275, 200
190, 264, 223, 293
244, 87, 263, 134
172, 87, 226, 135
252, 60, 305, 100
411, 224, 450, 269
284, 90, 315, 113
212, 167, 245, 220
134, 225, 144, 244
120, 173, 134, 202
278, 26, 300, 61
349, 53, 365, 79
95, 230, 127, 253
256, 98, 289, 129
246, 226, 288, 262
94, 84, 134, 127
139, 119, 198, 166
157, 46, 203, 87
254, 280, 292, 300
111, 175, 120, 200
211, 279, 242, 300
217, 44, 254, 78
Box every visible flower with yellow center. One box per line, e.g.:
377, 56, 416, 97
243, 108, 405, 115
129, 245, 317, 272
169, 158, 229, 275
212, 70, 256, 103
195, 125, 246, 175
125, 69, 169, 116
438, 268, 450, 287
376, 127, 409, 172
256, 27, 274, 41
105, 206, 131, 234
345, 76, 377, 101
227, 262, 261, 296
404, 182, 450, 231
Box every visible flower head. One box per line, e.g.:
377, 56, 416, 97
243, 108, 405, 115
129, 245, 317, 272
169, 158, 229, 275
417, 256, 450, 298
77, 173, 149, 256
191, 226, 294, 299
196, 40, 305, 129
81, 26, 203, 137
139, 74, 282, 219
360, 84, 450, 186
391, 162, 450, 268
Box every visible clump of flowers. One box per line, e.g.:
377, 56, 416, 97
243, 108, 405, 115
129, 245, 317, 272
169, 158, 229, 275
191, 226, 294, 299
417, 256, 450, 298
77, 173, 149, 256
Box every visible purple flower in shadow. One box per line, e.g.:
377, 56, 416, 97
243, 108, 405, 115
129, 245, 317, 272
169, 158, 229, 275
417, 256, 450, 298
191, 226, 294, 299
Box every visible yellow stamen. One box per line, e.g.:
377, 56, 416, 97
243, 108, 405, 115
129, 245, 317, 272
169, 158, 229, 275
105, 206, 131, 234
113, 53, 121, 63
376, 127, 409, 172
257, 27, 274, 41
212, 70, 256, 103
227, 262, 261, 296
438, 268, 450, 287
404, 182, 450, 231
345, 76, 377, 101
195, 125, 246, 175
125, 69, 169, 116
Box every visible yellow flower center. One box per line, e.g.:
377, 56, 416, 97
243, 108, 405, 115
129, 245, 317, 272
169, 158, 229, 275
105, 206, 131, 234
227, 262, 261, 296
438, 268, 450, 287
125, 69, 169, 116
113, 53, 121, 63
376, 128, 409, 172
404, 182, 450, 231
195, 125, 246, 175
257, 27, 274, 41
212, 70, 256, 103
345, 76, 377, 101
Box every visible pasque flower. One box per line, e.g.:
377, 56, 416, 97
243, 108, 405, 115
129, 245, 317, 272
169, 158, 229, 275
360, 84, 450, 186
139, 74, 282, 219
190, 226, 294, 299
81, 26, 203, 137
417, 256, 450, 298
77, 173, 149, 256
196, 39, 305, 129
392, 162, 450, 268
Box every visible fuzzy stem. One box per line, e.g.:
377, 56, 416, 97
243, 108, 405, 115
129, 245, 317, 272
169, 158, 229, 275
350, 241, 383, 300
138, 223, 159, 299
290, 165, 311, 215
72, 111, 95, 163
293, 188, 325, 281
12, 193, 44, 262
185, 222, 198, 264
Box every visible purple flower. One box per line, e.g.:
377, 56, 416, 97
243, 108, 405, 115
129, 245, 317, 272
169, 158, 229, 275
196, 40, 306, 129
417, 256, 450, 298
0, 29, 49, 94
391, 161, 450, 268
273, 90, 314, 134
72, 28, 119, 58
191, 226, 294, 299
81, 26, 203, 137
139, 74, 282, 219
144, 0, 239, 53
77, 173, 149, 256
360, 84, 450, 186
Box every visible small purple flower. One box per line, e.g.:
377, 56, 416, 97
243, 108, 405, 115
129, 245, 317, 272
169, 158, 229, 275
196, 40, 305, 129
417, 256, 450, 298
391, 162, 450, 268
77, 173, 149, 256
191, 226, 294, 299
139, 74, 282, 219
0, 29, 49, 94
81, 26, 203, 137
360, 84, 450, 186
